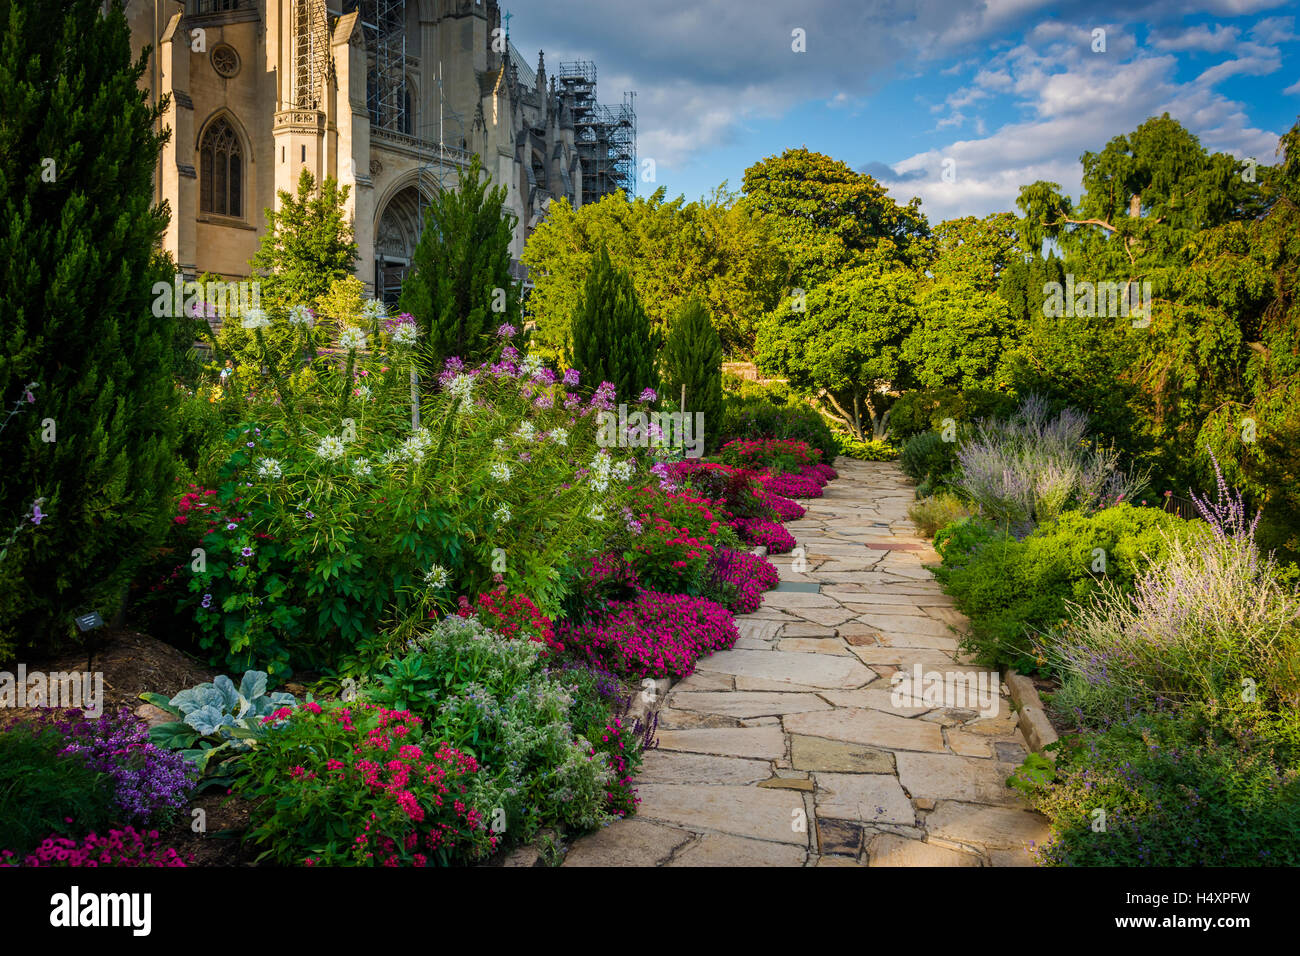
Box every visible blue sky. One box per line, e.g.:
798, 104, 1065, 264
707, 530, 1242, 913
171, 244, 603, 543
512, 0, 1300, 223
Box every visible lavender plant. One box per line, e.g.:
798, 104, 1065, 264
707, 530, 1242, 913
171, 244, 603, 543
955, 395, 1146, 526
1045, 450, 1300, 724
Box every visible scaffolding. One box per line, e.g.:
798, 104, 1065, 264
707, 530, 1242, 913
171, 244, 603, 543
292, 0, 331, 110
344, 0, 409, 133
556, 61, 636, 203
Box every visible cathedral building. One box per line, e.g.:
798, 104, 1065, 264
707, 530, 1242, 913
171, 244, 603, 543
125, 1, 636, 304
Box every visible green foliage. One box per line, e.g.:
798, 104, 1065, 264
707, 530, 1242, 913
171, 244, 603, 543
0, 723, 117, 858
662, 298, 724, 453
904, 284, 1020, 389
140, 671, 297, 786
1028, 701, 1300, 866
249, 167, 357, 310
889, 387, 1017, 443
908, 492, 971, 538
399, 157, 520, 367
0, 0, 178, 661
173, 349, 638, 679
899, 430, 961, 493
569, 245, 660, 400
834, 435, 898, 461
523, 185, 786, 358
741, 147, 929, 288
720, 379, 839, 461
363, 616, 631, 844
931, 504, 1189, 674
755, 264, 916, 441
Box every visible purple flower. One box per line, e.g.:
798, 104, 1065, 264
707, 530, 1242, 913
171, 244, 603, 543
201, 593, 212, 608
497, 323, 517, 337
562, 368, 580, 386
29, 501, 44, 526
502, 345, 520, 362
241, 546, 253, 557
246, 442, 254, 448
226, 522, 238, 531
638, 388, 657, 403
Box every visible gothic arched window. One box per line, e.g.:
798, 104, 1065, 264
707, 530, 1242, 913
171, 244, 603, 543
200, 117, 243, 218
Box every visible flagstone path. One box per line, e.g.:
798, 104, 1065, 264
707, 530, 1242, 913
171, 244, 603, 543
562, 459, 1050, 867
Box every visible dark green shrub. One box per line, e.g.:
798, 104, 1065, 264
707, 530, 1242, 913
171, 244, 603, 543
890, 387, 1017, 442
662, 297, 724, 452
720, 392, 838, 461
899, 430, 961, 489
570, 245, 659, 402
1021, 700, 1300, 866
0, 723, 116, 857
931, 504, 1190, 674
0, 0, 178, 662
399, 156, 517, 367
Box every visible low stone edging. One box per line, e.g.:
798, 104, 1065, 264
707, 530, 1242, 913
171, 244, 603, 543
1004, 671, 1058, 756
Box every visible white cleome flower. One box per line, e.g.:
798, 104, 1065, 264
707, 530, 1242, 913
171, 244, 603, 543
493, 437, 508, 451
256, 457, 283, 479
288, 304, 314, 327
339, 327, 368, 352
391, 323, 419, 347
447, 373, 475, 412
515, 420, 536, 442
586, 504, 605, 522
611, 458, 634, 482
351, 457, 372, 478
361, 299, 387, 322
493, 503, 512, 523
520, 352, 544, 378
423, 564, 450, 589
549, 427, 568, 446
316, 435, 346, 461
490, 461, 512, 483
398, 428, 434, 464
241, 308, 271, 329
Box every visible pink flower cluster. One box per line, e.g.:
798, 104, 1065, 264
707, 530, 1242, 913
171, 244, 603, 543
1, 827, 189, 867
762, 492, 805, 522
557, 589, 739, 678
730, 517, 797, 554
808, 463, 838, 482
758, 472, 823, 499
709, 548, 780, 614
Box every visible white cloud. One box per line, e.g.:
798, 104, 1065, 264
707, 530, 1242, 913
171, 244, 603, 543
1149, 24, 1241, 52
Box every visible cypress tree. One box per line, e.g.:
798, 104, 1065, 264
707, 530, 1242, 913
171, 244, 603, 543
399, 156, 521, 367
569, 245, 659, 402
0, 0, 178, 660
662, 297, 723, 451
249, 168, 357, 311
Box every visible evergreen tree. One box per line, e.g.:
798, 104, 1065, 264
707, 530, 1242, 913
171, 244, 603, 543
569, 246, 659, 402
662, 298, 723, 451
0, 0, 177, 660
399, 156, 520, 367
249, 167, 357, 310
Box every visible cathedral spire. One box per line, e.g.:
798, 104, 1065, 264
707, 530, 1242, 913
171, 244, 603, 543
536, 50, 546, 93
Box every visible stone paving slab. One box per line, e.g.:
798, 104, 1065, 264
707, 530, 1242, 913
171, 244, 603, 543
564, 459, 1046, 868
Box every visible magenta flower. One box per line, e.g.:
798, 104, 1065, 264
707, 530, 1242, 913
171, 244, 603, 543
638, 388, 657, 403
562, 368, 580, 386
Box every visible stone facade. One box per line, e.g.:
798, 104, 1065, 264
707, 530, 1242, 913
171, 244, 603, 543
127, 1, 630, 302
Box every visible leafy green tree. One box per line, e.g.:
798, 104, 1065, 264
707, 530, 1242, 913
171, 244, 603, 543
755, 265, 917, 440
523, 185, 784, 358
249, 168, 357, 310
0, 0, 177, 660
1015, 114, 1269, 276
741, 148, 929, 288
904, 285, 1018, 390
399, 156, 520, 366
662, 298, 724, 452
569, 246, 659, 402
926, 213, 1020, 290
